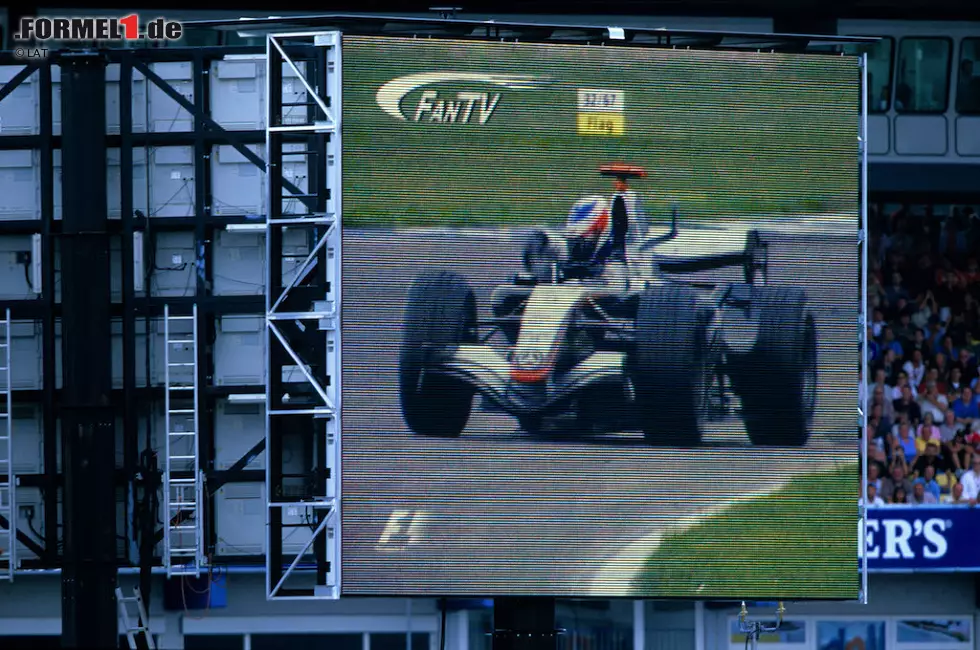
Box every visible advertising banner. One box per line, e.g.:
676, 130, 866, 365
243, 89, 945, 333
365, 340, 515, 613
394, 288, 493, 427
340, 35, 863, 600
866, 506, 980, 573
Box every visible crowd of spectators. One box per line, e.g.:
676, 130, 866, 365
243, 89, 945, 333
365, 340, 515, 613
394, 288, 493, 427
864, 203, 980, 507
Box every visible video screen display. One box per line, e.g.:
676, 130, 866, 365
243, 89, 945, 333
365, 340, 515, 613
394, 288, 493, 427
340, 35, 862, 599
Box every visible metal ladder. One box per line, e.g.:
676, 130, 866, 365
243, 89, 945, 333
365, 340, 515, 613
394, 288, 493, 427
116, 586, 156, 650
163, 304, 203, 577
0, 310, 14, 582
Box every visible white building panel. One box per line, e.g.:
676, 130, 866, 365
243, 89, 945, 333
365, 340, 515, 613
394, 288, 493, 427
0, 150, 40, 221
214, 400, 265, 470
147, 61, 194, 132
210, 59, 265, 130
955, 116, 980, 156
209, 58, 309, 131
281, 61, 311, 128
213, 230, 265, 296
10, 320, 41, 391
109, 318, 150, 389
11, 405, 42, 475
214, 482, 264, 555
281, 142, 311, 217
214, 482, 311, 556
51, 63, 149, 135
282, 227, 312, 287
0, 235, 38, 299
894, 116, 948, 156
211, 144, 264, 217
214, 315, 265, 386
53, 148, 149, 220
0, 66, 41, 135
108, 147, 149, 219
149, 230, 196, 298
867, 115, 890, 155
11, 486, 42, 560
146, 146, 195, 218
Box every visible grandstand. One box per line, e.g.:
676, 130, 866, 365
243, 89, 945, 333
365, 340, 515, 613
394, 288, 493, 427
865, 201, 980, 505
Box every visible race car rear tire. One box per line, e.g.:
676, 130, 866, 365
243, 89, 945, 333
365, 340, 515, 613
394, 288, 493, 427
734, 286, 816, 447
399, 270, 479, 438
632, 284, 707, 446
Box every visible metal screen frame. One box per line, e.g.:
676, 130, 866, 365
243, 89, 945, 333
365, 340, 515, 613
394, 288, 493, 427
264, 30, 342, 601
859, 51, 870, 606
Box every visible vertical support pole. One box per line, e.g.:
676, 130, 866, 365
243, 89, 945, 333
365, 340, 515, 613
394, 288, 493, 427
120, 49, 140, 575
59, 50, 116, 650
858, 51, 870, 605
191, 50, 214, 562
493, 598, 557, 650
265, 35, 285, 601
694, 601, 706, 650
633, 600, 645, 650
38, 58, 59, 566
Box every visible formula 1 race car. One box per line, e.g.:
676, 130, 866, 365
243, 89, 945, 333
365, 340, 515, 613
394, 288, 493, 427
398, 164, 817, 447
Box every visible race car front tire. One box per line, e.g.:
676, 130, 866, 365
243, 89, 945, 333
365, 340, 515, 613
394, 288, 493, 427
399, 270, 479, 437
733, 286, 816, 447
632, 284, 708, 446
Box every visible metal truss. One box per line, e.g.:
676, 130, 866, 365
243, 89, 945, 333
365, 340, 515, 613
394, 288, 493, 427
264, 30, 341, 600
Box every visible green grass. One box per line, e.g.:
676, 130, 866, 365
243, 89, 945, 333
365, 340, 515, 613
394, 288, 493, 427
341, 37, 859, 229
629, 461, 859, 600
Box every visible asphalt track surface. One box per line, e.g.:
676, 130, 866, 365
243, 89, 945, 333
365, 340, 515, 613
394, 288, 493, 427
340, 215, 860, 596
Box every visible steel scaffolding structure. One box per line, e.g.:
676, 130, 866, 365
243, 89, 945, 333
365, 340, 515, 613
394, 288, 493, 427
264, 31, 341, 600
0, 309, 13, 582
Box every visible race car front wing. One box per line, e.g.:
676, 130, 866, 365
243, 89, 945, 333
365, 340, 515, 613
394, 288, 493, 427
434, 345, 627, 416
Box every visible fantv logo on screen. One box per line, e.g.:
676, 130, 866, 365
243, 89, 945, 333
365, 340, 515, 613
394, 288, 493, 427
375, 72, 548, 124
865, 517, 949, 560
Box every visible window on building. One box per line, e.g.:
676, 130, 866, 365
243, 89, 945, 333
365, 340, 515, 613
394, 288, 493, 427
956, 38, 980, 114
844, 37, 894, 113
728, 618, 806, 648
370, 632, 431, 650
251, 633, 363, 650
185, 634, 245, 650
896, 38, 953, 113
895, 619, 972, 645
816, 621, 885, 650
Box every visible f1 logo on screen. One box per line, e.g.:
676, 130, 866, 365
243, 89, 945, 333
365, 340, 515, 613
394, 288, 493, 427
376, 510, 430, 551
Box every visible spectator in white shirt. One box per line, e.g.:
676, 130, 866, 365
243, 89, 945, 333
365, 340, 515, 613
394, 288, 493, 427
918, 381, 948, 424
903, 349, 927, 389
960, 457, 980, 501
865, 483, 885, 507
941, 482, 973, 505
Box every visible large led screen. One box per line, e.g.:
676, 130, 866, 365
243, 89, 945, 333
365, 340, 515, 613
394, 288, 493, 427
340, 35, 862, 599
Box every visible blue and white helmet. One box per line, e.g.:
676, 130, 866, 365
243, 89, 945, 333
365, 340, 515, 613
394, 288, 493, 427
566, 195, 612, 241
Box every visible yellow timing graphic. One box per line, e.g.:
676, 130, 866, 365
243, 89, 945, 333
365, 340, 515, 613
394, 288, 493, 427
577, 88, 625, 136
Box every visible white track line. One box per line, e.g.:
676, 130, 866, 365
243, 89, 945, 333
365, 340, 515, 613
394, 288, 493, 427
585, 459, 846, 597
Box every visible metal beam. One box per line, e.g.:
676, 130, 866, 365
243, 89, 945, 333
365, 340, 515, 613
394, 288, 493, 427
129, 59, 312, 207
37, 59, 59, 567
150, 438, 267, 546
0, 61, 44, 105
58, 50, 117, 650
265, 31, 341, 601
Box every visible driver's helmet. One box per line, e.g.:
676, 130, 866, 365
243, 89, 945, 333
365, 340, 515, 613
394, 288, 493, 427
566, 195, 611, 262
